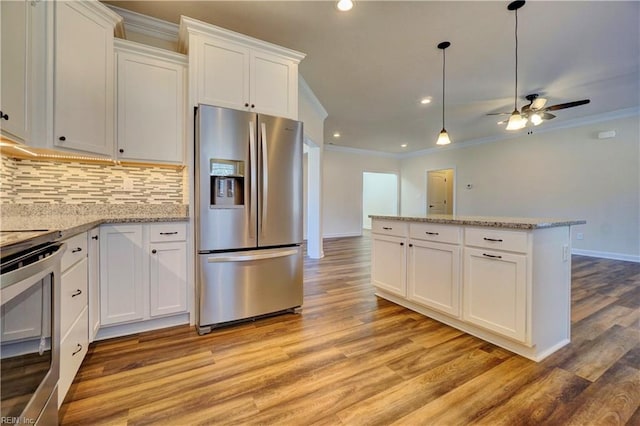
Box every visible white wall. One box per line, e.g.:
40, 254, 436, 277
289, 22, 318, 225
401, 114, 640, 260
362, 172, 398, 229
323, 148, 400, 238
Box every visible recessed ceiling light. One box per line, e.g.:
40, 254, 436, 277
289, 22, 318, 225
336, 0, 354, 12
401, 144, 408, 148
333, 132, 341, 138
420, 98, 431, 105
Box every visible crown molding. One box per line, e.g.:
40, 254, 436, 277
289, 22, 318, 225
324, 144, 401, 159
114, 39, 187, 64
106, 4, 179, 43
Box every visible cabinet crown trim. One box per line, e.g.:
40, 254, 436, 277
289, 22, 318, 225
107, 4, 179, 42
115, 39, 187, 64
178, 16, 306, 62
68, 1, 124, 34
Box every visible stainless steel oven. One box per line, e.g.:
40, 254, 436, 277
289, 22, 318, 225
1, 241, 65, 425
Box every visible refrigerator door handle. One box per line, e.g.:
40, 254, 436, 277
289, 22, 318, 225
207, 248, 298, 263
260, 122, 269, 236
249, 121, 257, 239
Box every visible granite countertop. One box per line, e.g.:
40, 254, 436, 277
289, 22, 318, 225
1, 204, 190, 250
369, 214, 586, 230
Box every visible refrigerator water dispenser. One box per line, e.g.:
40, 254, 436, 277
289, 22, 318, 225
210, 159, 244, 208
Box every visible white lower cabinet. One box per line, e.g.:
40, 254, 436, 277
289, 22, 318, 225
100, 224, 145, 325
88, 227, 101, 342
59, 232, 89, 407
463, 247, 527, 342
371, 218, 573, 361
100, 222, 187, 327
408, 239, 461, 317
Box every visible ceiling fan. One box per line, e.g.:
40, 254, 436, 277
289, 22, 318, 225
489, 94, 591, 127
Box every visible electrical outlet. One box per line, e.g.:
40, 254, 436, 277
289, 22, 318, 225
123, 179, 134, 190
576, 232, 584, 240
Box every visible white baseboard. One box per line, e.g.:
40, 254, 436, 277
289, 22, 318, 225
572, 249, 640, 263
95, 313, 190, 341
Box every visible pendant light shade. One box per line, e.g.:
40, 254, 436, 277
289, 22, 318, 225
436, 41, 451, 145
506, 0, 526, 131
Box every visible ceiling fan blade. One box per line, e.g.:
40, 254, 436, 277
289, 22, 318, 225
544, 99, 590, 111
542, 112, 556, 120
531, 97, 547, 110
487, 112, 512, 116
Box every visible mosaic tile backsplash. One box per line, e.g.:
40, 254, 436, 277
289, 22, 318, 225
1, 155, 187, 204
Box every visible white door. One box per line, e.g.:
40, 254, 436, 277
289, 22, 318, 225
371, 235, 406, 297
427, 171, 448, 214
362, 172, 398, 230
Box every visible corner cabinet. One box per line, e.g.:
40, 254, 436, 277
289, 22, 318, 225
371, 218, 573, 362
179, 16, 305, 120
115, 40, 187, 164
100, 222, 188, 329
52, 1, 122, 155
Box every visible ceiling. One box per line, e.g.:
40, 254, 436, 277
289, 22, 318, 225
104, 1, 640, 154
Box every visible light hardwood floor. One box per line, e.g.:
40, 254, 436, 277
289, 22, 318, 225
59, 234, 640, 425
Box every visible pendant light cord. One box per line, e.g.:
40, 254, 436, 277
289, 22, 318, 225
442, 47, 446, 129
514, 8, 519, 111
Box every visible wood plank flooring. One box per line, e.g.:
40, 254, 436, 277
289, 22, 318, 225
59, 234, 640, 425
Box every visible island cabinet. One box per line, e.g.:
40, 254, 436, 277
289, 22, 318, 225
371, 216, 580, 361
115, 39, 187, 164
371, 220, 408, 297
99, 222, 188, 338
407, 223, 462, 318
178, 16, 305, 120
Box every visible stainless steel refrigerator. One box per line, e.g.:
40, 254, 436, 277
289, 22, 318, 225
195, 104, 303, 334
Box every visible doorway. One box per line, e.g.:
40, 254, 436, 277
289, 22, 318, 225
426, 168, 455, 215
362, 172, 398, 230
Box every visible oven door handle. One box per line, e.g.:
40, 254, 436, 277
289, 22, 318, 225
0, 243, 66, 305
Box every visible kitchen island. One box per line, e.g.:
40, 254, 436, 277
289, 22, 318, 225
369, 214, 586, 361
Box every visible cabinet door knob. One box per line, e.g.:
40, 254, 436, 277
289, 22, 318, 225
409, 243, 413, 247
58, 136, 66, 141
119, 148, 124, 153
251, 104, 255, 108
0, 111, 8, 120
92, 235, 98, 240
244, 103, 249, 107
400, 242, 404, 246
152, 249, 157, 254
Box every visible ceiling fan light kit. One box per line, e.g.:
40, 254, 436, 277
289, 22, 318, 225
436, 41, 452, 145
336, 0, 354, 12
487, 1, 591, 132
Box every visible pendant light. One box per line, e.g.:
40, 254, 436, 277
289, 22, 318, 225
506, 0, 527, 131
436, 41, 451, 145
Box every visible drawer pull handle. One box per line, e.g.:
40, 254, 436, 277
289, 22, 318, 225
91, 235, 98, 240
159, 232, 178, 235
425, 232, 439, 236
71, 289, 82, 297
483, 238, 503, 242
382, 227, 392, 230
72, 247, 82, 253
72, 344, 83, 356
482, 253, 503, 259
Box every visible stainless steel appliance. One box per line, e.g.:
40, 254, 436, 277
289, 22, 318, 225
195, 104, 304, 334
1, 233, 64, 425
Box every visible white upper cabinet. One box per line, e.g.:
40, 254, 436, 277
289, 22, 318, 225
179, 16, 305, 120
52, 1, 121, 156
0, 0, 29, 142
0, 0, 48, 144
115, 40, 187, 164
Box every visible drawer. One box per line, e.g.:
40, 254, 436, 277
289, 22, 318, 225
149, 223, 187, 242
371, 220, 408, 237
410, 223, 461, 244
61, 258, 88, 337
465, 227, 529, 254
61, 232, 87, 272
59, 307, 89, 407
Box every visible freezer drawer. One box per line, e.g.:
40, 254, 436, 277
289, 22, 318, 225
198, 246, 303, 332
